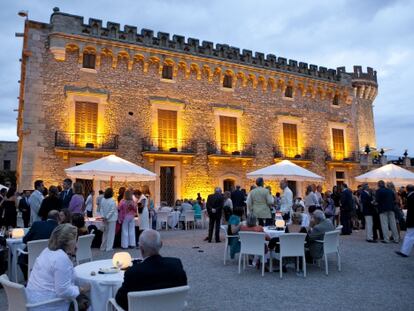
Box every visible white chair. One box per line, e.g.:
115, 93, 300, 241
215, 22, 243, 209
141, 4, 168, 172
76, 234, 95, 265
220, 225, 239, 265
107, 285, 190, 311
183, 210, 195, 230
315, 230, 341, 275
238, 232, 266, 276
201, 209, 209, 229
16, 239, 49, 280
274, 233, 307, 279
0, 274, 78, 311
156, 211, 170, 230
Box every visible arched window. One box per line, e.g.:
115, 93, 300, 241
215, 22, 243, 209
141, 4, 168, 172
223, 74, 233, 88
82, 52, 96, 69
162, 64, 173, 79
284, 86, 293, 98
223, 178, 235, 192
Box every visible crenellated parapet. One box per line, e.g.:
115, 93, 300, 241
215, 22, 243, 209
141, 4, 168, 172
48, 8, 354, 84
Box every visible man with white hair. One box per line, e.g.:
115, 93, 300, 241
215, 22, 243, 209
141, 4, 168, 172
306, 210, 335, 262
206, 187, 224, 243
115, 229, 187, 310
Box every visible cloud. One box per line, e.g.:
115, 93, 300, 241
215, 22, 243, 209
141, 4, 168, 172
0, 0, 413, 155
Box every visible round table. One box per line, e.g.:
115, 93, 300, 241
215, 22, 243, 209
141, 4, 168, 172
74, 259, 125, 311
6, 238, 25, 283
85, 217, 139, 231
263, 227, 286, 239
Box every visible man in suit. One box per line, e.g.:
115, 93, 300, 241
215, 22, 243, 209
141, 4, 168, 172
246, 177, 274, 226
340, 183, 354, 235
59, 178, 73, 210
206, 187, 224, 243
396, 184, 414, 257
306, 210, 335, 262
18, 190, 31, 228
360, 184, 377, 242
115, 229, 187, 310
28, 180, 44, 225
376, 180, 399, 243
18, 210, 59, 280
231, 185, 245, 209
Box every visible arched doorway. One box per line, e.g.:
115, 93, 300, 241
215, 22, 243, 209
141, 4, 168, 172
223, 178, 235, 192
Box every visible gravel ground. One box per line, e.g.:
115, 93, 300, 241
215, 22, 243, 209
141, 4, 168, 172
1, 228, 413, 311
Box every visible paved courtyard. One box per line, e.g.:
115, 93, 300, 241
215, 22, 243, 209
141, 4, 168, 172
1, 228, 413, 311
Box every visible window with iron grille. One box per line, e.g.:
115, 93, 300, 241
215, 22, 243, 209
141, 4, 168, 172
332, 94, 339, 106
158, 109, 177, 151
332, 128, 345, 160
219, 116, 238, 153
223, 74, 232, 88
82, 53, 96, 69
283, 123, 298, 157
162, 65, 173, 79
75, 102, 98, 148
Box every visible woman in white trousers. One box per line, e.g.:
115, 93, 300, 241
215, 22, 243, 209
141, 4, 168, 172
100, 188, 118, 251
118, 190, 137, 249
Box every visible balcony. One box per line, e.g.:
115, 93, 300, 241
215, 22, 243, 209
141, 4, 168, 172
207, 142, 256, 159
273, 146, 314, 162
141, 137, 196, 158
325, 150, 360, 167
54, 131, 119, 153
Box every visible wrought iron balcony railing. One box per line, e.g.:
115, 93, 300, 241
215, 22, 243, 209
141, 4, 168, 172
141, 137, 196, 153
207, 142, 256, 157
273, 146, 314, 160
325, 151, 359, 162
54, 131, 119, 150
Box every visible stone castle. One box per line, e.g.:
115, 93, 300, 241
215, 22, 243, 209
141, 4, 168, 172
16, 8, 379, 205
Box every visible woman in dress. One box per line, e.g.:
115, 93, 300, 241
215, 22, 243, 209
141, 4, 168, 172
137, 186, 150, 232
0, 187, 17, 228
25, 223, 90, 311
118, 190, 137, 249
38, 186, 61, 221
223, 191, 233, 223
100, 188, 118, 251
227, 206, 244, 259
68, 182, 84, 214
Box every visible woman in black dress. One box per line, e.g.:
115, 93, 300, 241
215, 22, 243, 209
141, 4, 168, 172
0, 188, 17, 228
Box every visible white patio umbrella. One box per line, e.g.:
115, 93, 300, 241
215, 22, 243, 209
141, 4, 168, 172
65, 154, 156, 186
247, 160, 323, 182
355, 163, 414, 184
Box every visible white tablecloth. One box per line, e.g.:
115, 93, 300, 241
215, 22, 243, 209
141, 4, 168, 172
168, 211, 181, 228
6, 238, 25, 283
85, 218, 139, 231
263, 227, 286, 239
74, 259, 125, 311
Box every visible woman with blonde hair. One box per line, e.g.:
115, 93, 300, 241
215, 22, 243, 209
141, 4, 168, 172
118, 189, 137, 249
26, 223, 90, 310
68, 182, 85, 214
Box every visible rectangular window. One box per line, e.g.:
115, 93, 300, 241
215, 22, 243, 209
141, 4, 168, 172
3, 160, 11, 171
82, 53, 96, 69
223, 75, 232, 88
284, 86, 293, 98
335, 171, 346, 187
75, 102, 98, 148
219, 116, 238, 154
332, 128, 345, 160
283, 123, 298, 157
162, 65, 173, 79
158, 109, 177, 151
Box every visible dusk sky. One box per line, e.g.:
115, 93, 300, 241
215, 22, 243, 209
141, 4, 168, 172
1, 0, 413, 156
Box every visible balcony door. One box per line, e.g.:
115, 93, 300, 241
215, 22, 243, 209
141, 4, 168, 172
160, 166, 175, 206
75, 102, 98, 148
283, 123, 298, 157
219, 116, 238, 154
332, 128, 345, 160
158, 109, 178, 151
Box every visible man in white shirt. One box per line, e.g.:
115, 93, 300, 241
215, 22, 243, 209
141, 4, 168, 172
85, 190, 94, 217
28, 180, 44, 225
280, 180, 293, 222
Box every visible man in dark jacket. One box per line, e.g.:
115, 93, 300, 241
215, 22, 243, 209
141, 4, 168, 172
396, 184, 414, 257
231, 185, 245, 209
59, 178, 73, 209
361, 184, 377, 242
206, 187, 224, 243
376, 180, 399, 243
18, 190, 31, 228
18, 210, 59, 279
115, 229, 187, 310
340, 184, 354, 235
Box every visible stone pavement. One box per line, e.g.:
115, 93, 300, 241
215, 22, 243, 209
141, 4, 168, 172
1, 228, 413, 311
